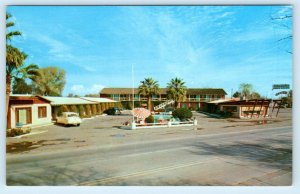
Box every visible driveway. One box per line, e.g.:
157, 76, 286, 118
6, 109, 292, 156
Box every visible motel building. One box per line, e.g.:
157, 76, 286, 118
7, 94, 116, 129
7, 94, 52, 129
207, 98, 275, 118
100, 88, 227, 110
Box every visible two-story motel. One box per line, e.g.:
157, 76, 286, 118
100, 88, 227, 110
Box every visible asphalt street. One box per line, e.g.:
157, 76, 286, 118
6, 126, 292, 186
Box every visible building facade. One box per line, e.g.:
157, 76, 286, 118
7, 95, 118, 129
100, 88, 227, 110
208, 99, 273, 118
8, 95, 52, 129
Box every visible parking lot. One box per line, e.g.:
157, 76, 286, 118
6, 109, 292, 156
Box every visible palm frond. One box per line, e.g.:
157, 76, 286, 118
6, 21, 15, 28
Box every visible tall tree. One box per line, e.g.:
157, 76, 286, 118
12, 63, 40, 94
232, 91, 241, 98
32, 67, 66, 96
250, 91, 261, 100
12, 78, 33, 94
166, 77, 187, 108
138, 78, 160, 111
239, 83, 253, 100
6, 12, 25, 115
84, 94, 99, 97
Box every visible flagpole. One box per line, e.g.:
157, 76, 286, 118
132, 64, 134, 122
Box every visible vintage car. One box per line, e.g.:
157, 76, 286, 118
56, 112, 82, 126
104, 107, 122, 115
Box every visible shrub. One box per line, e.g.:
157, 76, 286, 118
96, 104, 101, 114
100, 103, 106, 113
7, 127, 31, 137
85, 104, 92, 117
116, 102, 123, 109
78, 105, 85, 117
172, 108, 193, 120
91, 104, 97, 116
56, 106, 63, 116
218, 110, 233, 118
61, 105, 69, 112
145, 115, 155, 123
70, 105, 78, 113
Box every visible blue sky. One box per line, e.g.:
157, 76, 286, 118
7, 6, 292, 97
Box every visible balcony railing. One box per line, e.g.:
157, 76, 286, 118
114, 97, 221, 102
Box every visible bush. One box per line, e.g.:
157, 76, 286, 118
78, 105, 85, 117
91, 104, 97, 116
96, 104, 102, 114
70, 105, 78, 113
56, 106, 63, 116
218, 110, 233, 118
100, 103, 106, 113
61, 105, 69, 112
172, 108, 193, 120
116, 102, 123, 109
85, 104, 92, 117
145, 115, 154, 123
7, 127, 31, 137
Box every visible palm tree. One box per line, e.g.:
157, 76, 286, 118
138, 78, 160, 111
166, 77, 187, 108
239, 83, 253, 100
12, 63, 40, 94
6, 12, 25, 115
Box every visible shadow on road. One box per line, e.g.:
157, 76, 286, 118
189, 138, 292, 169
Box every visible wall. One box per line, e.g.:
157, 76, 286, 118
10, 104, 52, 129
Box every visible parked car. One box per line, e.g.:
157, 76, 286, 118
56, 112, 82, 126
104, 107, 122, 115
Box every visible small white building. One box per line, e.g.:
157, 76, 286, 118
8, 95, 52, 129
7, 95, 119, 129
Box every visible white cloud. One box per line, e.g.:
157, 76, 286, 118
35, 35, 71, 56
70, 84, 85, 92
70, 84, 105, 95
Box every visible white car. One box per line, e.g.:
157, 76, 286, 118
57, 112, 82, 126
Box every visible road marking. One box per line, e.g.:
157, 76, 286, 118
118, 146, 193, 158
79, 158, 218, 186
7, 146, 195, 176
7, 126, 291, 161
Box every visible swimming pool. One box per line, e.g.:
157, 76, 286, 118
152, 114, 181, 123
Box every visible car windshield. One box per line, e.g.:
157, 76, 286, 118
68, 114, 78, 117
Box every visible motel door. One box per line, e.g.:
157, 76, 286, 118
16, 107, 32, 126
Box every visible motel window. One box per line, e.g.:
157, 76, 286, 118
223, 106, 237, 113
38, 106, 47, 118
190, 95, 196, 99
112, 94, 120, 100
16, 107, 32, 125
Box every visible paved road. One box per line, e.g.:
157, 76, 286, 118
6, 126, 292, 186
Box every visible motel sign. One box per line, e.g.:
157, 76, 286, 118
272, 84, 290, 90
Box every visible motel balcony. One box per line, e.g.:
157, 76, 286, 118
113, 96, 221, 102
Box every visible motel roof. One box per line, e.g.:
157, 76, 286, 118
208, 98, 239, 104
9, 94, 51, 103
217, 99, 274, 106
100, 88, 227, 95
80, 97, 116, 103
40, 96, 96, 106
